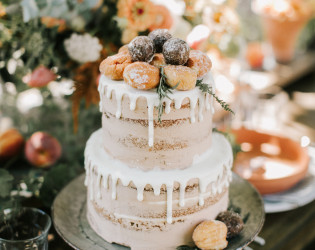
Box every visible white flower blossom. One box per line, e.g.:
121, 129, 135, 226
64, 33, 102, 64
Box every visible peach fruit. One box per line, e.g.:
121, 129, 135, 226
25, 132, 61, 167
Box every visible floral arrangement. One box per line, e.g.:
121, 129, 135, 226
252, 0, 315, 20
183, 0, 240, 57
0, 0, 173, 208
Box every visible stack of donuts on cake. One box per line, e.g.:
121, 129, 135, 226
84, 29, 234, 250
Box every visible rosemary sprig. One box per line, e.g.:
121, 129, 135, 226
156, 67, 178, 123
196, 79, 235, 115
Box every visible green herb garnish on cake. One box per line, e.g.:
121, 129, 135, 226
156, 67, 179, 123
196, 79, 234, 115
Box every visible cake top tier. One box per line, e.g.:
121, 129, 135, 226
99, 29, 232, 121
99, 72, 214, 147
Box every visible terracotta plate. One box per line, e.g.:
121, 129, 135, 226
233, 127, 309, 195
52, 174, 264, 250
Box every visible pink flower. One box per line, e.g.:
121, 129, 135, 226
26, 66, 57, 88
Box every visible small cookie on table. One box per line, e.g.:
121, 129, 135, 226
163, 65, 197, 91
193, 220, 228, 250
99, 52, 132, 80
123, 62, 160, 90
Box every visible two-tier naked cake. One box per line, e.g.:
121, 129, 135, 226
84, 29, 233, 250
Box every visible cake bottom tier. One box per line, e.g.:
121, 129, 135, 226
84, 129, 233, 249
87, 191, 228, 250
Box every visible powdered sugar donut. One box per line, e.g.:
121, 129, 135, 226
128, 36, 155, 62
163, 38, 190, 65
123, 62, 160, 90
163, 65, 197, 90
186, 50, 212, 77
99, 52, 132, 80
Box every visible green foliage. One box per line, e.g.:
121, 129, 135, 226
0, 0, 122, 87
0, 169, 14, 198
0, 169, 16, 210
0, 82, 100, 207
39, 163, 82, 207
156, 67, 178, 122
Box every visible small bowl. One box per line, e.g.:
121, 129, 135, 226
232, 127, 309, 194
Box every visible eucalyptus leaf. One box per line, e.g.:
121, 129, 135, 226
20, 0, 39, 22
39, 0, 69, 19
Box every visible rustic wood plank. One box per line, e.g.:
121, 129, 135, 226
250, 200, 315, 250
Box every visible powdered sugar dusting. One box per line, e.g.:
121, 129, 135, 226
189, 50, 212, 77
163, 38, 190, 65
128, 68, 149, 89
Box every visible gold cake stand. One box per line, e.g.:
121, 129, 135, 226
52, 173, 265, 250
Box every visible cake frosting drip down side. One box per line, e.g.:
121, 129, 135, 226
87, 191, 229, 250
84, 129, 233, 224
98, 72, 215, 170
84, 129, 233, 249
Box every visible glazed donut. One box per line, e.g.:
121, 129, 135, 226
186, 50, 212, 78
118, 44, 129, 54
150, 53, 165, 69
99, 52, 132, 80
123, 62, 160, 90
163, 65, 197, 91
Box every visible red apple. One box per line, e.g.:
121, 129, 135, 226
0, 129, 24, 160
245, 42, 264, 69
26, 65, 57, 88
25, 132, 61, 167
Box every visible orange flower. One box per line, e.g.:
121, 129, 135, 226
117, 0, 128, 17
149, 5, 173, 31
125, 0, 156, 31
0, 3, 6, 18
41, 17, 66, 32
121, 27, 138, 44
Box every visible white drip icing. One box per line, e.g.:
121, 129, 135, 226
84, 129, 233, 224
205, 93, 211, 110
166, 185, 173, 223
189, 95, 198, 123
99, 73, 214, 147
111, 176, 118, 200
96, 174, 101, 199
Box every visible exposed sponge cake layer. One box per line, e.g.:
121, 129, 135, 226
84, 129, 233, 226
99, 73, 215, 170
87, 191, 228, 250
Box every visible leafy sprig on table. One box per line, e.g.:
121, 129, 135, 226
196, 79, 234, 115
156, 67, 178, 123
